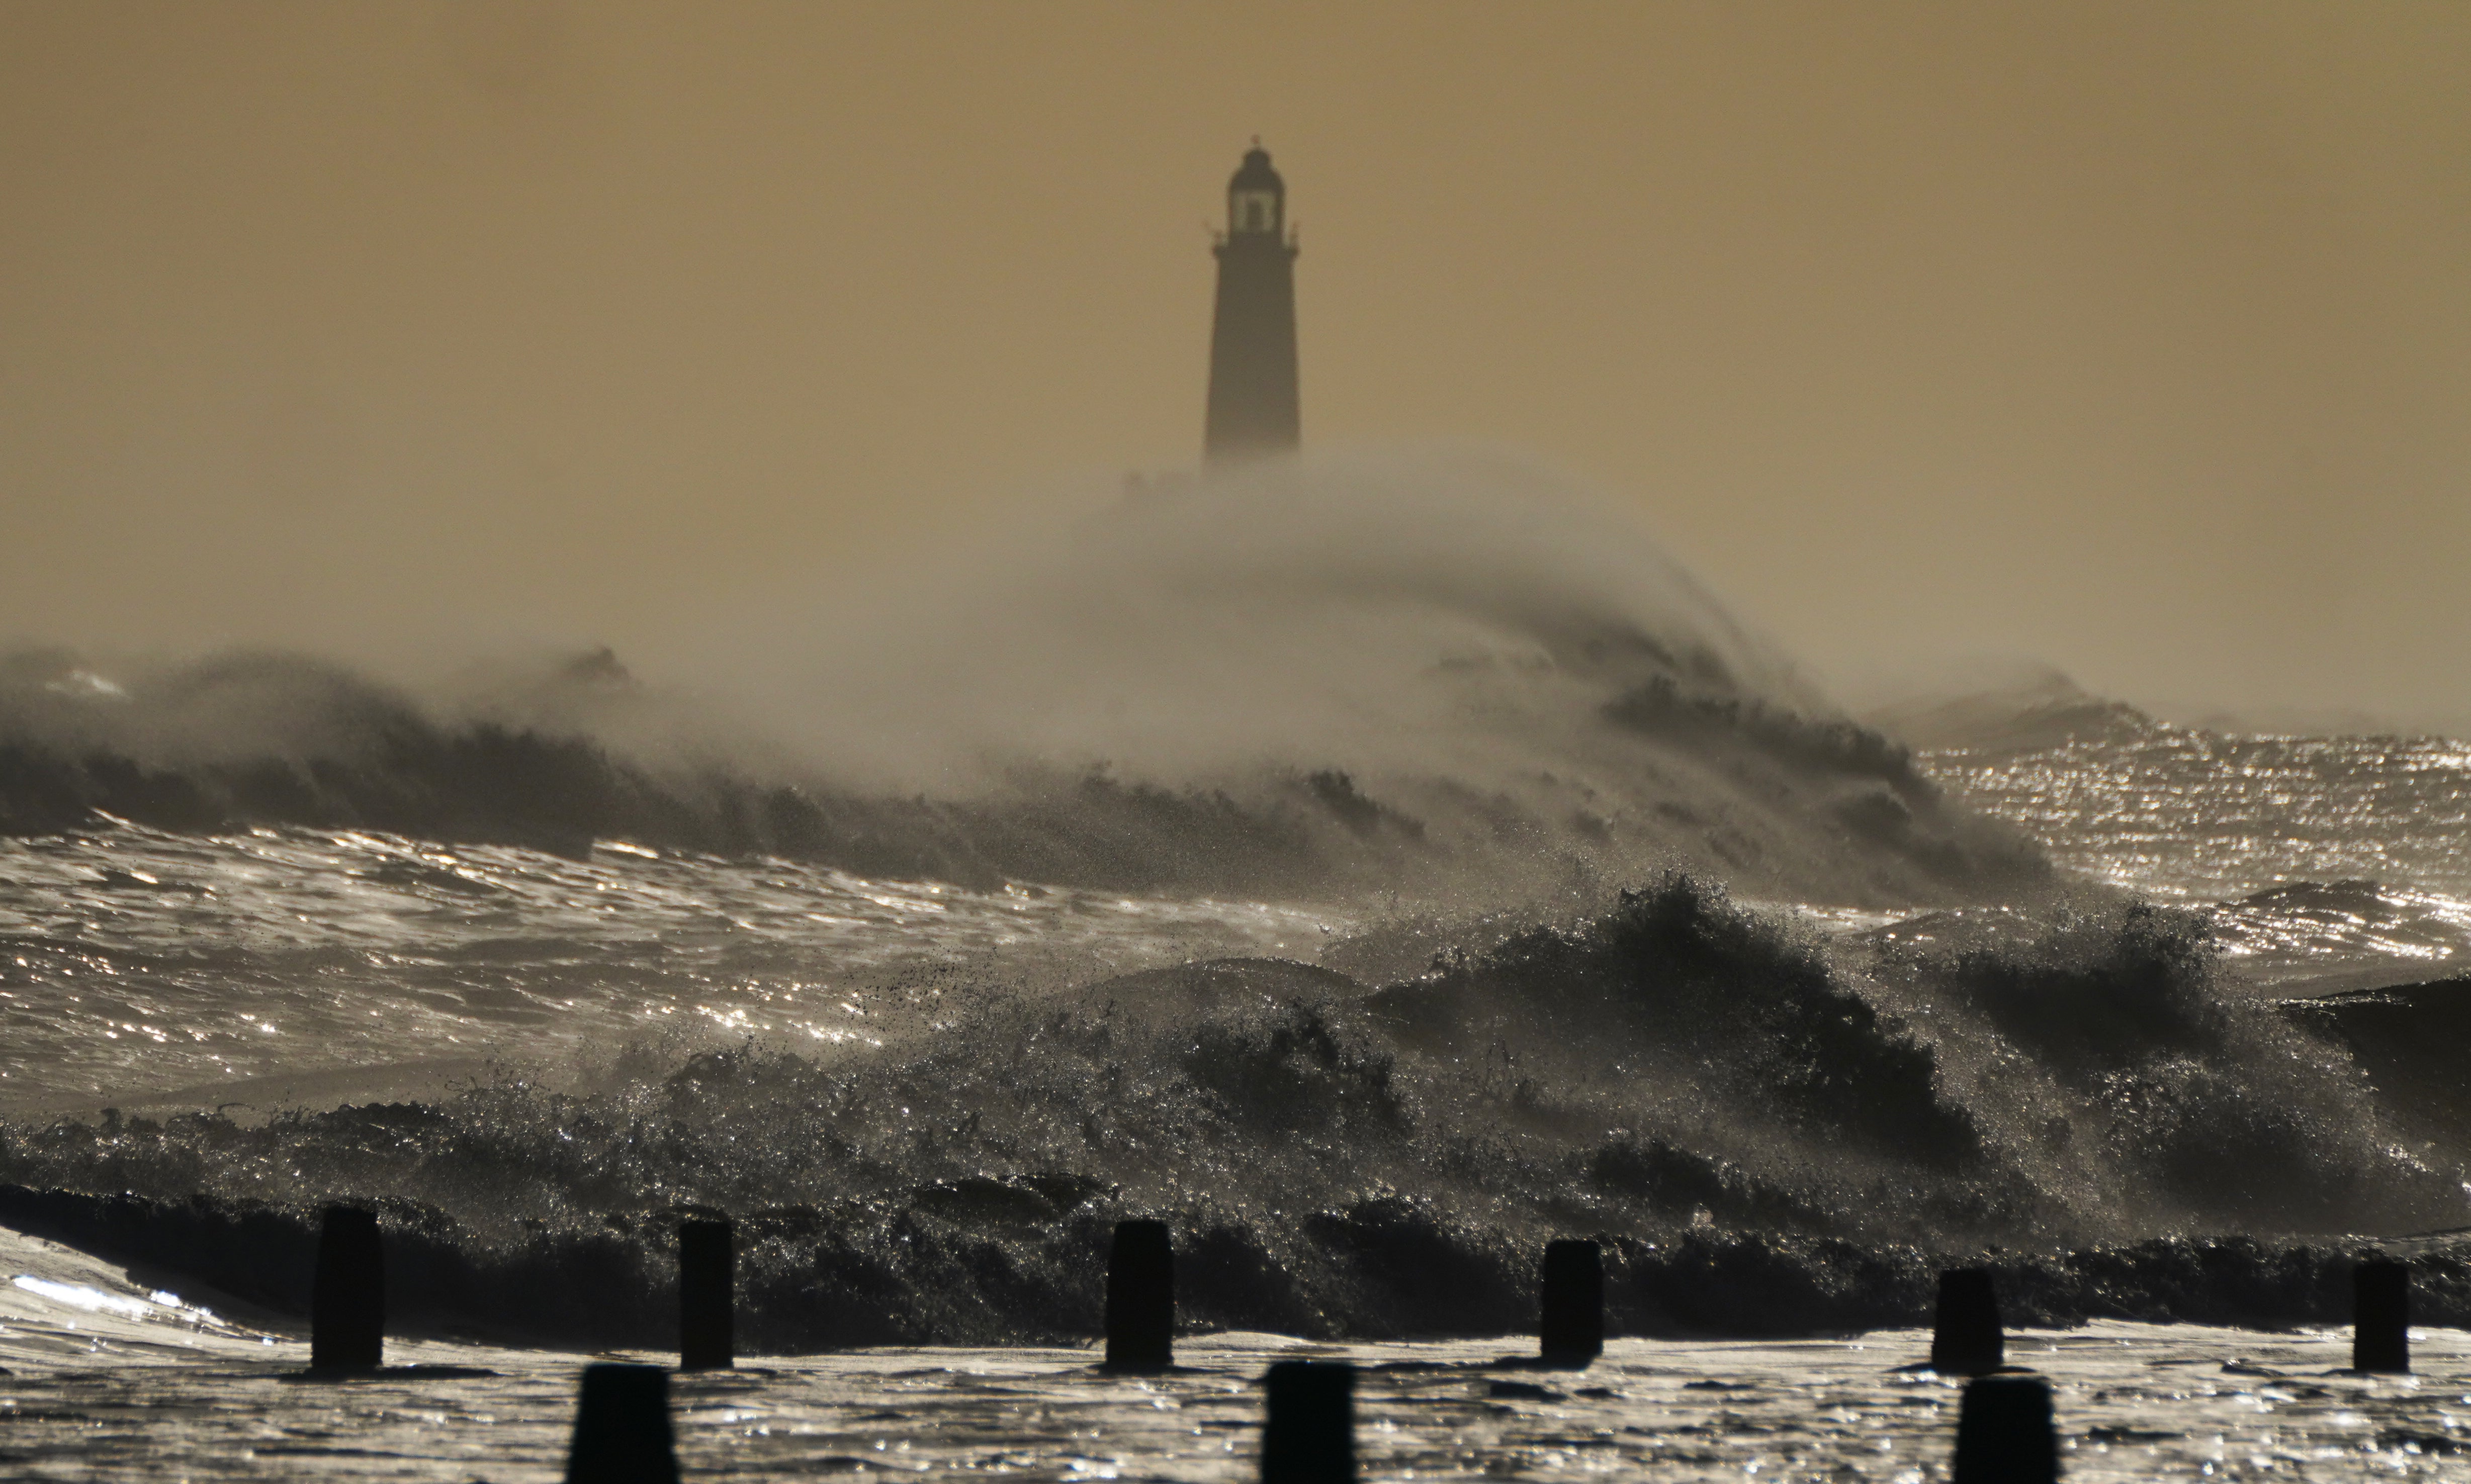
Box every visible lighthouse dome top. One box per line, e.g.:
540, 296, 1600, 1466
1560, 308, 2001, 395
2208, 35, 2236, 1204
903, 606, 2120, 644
1224, 145, 1287, 238
1228, 145, 1284, 194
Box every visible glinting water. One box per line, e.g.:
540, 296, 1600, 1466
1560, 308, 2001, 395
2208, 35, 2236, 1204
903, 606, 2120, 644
5, 454, 2469, 1479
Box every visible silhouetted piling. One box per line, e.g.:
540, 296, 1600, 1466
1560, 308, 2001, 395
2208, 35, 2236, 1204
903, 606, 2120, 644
1931, 1266, 2003, 1375
2354, 1259, 2411, 1373
1261, 1361, 1354, 1484
310, 1205, 383, 1371
1105, 1219, 1175, 1371
678, 1218, 734, 1371
566, 1363, 680, 1484
1538, 1238, 1603, 1365
1952, 1374, 2057, 1484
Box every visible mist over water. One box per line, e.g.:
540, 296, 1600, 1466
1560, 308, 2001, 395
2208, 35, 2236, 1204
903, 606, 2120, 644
3, 448, 2468, 1350
772, 447, 1804, 786
0, 449, 2038, 905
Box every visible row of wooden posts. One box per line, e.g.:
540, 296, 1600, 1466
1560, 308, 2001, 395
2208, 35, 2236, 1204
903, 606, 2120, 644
307, 1207, 2418, 1484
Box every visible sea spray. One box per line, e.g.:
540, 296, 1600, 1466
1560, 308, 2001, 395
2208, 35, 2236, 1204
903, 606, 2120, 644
4, 876, 2465, 1346
6, 450, 2470, 1360
0, 450, 2046, 906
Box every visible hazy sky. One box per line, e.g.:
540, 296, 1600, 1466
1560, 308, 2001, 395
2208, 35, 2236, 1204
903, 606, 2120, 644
3, 2, 2465, 723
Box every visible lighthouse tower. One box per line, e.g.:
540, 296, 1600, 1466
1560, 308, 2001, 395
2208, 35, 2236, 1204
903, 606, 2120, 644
1203, 145, 1300, 468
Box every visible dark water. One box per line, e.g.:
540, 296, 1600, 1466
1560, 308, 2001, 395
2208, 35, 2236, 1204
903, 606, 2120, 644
3, 840, 2465, 1352
6, 456, 2471, 1481
8, 1220, 2467, 1484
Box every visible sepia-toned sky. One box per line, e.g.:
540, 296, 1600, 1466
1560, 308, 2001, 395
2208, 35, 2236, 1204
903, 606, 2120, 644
2, 1, 2465, 724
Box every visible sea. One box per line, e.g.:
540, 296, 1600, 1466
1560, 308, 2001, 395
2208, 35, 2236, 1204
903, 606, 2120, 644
5, 452, 2470, 1479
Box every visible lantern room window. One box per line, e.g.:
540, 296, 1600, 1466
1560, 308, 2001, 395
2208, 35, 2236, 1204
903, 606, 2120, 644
1232, 189, 1279, 234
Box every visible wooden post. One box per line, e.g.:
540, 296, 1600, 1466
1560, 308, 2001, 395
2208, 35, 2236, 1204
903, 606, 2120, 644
1952, 1374, 2057, 1484
2353, 1259, 2410, 1373
1262, 1360, 1354, 1484
565, 1363, 680, 1484
310, 1205, 383, 1371
1931, 1267, 2003, 1375
1105, 1219, 1174, 1371
679, 1218, 734, 1371
1538, 1239, 1603, 1365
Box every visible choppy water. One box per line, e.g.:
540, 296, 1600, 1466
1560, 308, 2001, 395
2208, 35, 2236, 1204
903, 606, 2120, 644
13, 699, 2471, 1475
10, 1222, 2471, 1483
14, 1220, 2471, 1484
1924, 725, 2471, 902
1919, 712, 2471, 990
10, 457, 2471, 1478
0, 818, 1338, 1112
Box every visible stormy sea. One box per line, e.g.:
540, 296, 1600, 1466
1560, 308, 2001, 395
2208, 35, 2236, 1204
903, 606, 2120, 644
5, 451, 2470, 1480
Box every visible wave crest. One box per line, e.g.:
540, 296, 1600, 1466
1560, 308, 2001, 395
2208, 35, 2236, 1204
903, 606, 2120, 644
4, 877, 2463, 1342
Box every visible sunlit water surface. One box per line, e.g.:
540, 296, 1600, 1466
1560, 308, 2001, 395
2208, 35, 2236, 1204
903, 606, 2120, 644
12, 723, 2471, 1479
0, 819, 1341, 1112
5, 1227, 2468, 1483
1921, 727, 2471, 991
1923, 729, 2471, 903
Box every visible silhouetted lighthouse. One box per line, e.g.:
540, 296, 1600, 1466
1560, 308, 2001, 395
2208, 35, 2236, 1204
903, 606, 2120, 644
1203, 145, 1300, 467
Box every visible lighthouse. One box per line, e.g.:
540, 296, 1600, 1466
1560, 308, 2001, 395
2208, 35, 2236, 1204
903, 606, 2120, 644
1203, 145, 1300, 468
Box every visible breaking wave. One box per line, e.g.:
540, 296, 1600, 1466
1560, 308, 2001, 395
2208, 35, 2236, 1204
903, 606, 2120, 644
3, 878, 2463, 1347
0, 449, 2043, 907
9, 450, 2464, 1351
